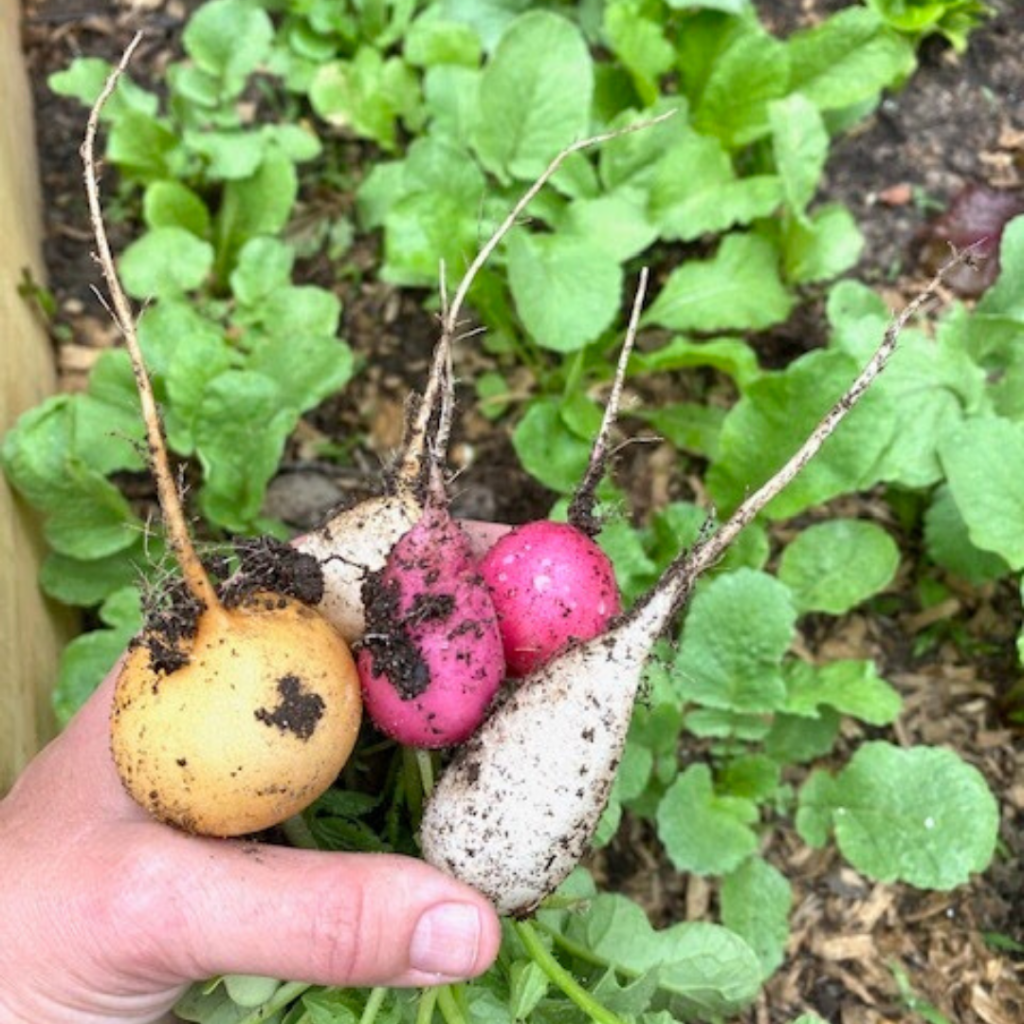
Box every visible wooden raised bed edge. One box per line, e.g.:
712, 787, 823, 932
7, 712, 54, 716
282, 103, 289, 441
0, 0, 76, 794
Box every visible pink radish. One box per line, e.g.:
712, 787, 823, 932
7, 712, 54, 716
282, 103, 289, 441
479, 521, 621, 677
477, 272, 648, 676
357, 498, 505, 748
421, 253, 970, 916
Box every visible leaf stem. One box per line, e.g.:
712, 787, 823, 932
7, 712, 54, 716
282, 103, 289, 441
416, 986, 439, 1024
568, 267, 649, 536
513, 920, 627, 1024
82, 34, 221, 616
435, 985, 468, 1024
359, 986, 388, 1024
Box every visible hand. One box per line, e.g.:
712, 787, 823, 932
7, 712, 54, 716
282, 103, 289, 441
0, 665, 502, 1024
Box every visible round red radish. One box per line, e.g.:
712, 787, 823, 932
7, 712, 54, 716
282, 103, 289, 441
479, 521, 621, 677
358, 504, 505, 748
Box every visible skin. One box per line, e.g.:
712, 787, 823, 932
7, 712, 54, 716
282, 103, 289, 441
0, 666, 501, 1024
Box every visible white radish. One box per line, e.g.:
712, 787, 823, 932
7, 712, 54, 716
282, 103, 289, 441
420, 252, 973, 916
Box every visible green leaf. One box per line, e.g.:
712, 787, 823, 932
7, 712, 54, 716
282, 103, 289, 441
106, 111, 181, 184
764, 708, 841, 765
562, 188, 659, 262
598, 100, 689, 192
603, 0, 675, 106
246, 333, 354, 415
512, 399, 592, 493
216, 147, 298, 267
639, 402, 725, 460
506, 232, 622, 352
797, 742, 999, 888
230, 237, 295, 307
783, 659, 902, 726
769, 93, 829, 221
720, 857, 792, 977
369, 136, 488, 287
185, 130, 266, 180
657, 764, 759, 875
644, 234, 794, 333
673, 569, 796, 712
629, 335, 760, 388
471, 11, 593, 181
119, 227, 214, 300
405, 16, 481, 67
39, 538, 158, 608
423, 65, 481, 143
693, 28, 790, 147
49, 58, 158, 118
1, 396, 140, 559
183, 0, 274, 97
143, 181, 211, 237
137, 301, 233, 454
193, 371, 295, 531
786, 7, 915, 111
650, 132, 783, 241
780, 203, 864, 284
53, 587, 143, 725
779, 519, 900, 614
556, 892, 762, 1017
924, 484, 1011, 584
717, 754, 782, 802
310, 50, 422, 151
938, 417, 1024, 570
707, 296, 985, 517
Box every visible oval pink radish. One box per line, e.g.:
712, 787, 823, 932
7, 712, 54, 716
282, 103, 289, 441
357, 501, 505, 748
479, 521, 621, 676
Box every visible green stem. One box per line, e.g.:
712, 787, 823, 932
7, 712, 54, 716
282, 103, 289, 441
403, 747, 425, 824
359, 987, 388, 1024
281, 812, 318, 850
435, 985, 467, 1024
514, 921, 627, 1024
235, 981, 311, 1023
416, 749, 435, 798
416, 986, 439, 1024
561, 348, 587, 402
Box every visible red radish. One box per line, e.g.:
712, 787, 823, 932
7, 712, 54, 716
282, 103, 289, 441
84, 42, 362, 838
357, 498, 505, 748
421, 253, 971, 916
477, 271, 648, 676
479, 521, 621, 676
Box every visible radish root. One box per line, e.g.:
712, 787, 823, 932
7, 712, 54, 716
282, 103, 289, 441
567, 266, 649, 537
82, 31, 221, 619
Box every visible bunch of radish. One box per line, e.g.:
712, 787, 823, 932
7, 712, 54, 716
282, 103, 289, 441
87, 46, 966, 919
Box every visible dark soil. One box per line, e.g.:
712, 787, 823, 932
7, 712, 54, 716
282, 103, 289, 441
18, 1, 1024, 1022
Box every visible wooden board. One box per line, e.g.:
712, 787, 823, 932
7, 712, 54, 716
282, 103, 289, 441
0, 0, 75, 793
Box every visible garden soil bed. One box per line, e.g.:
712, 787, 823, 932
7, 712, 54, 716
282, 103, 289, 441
18, 1, 1024, 1021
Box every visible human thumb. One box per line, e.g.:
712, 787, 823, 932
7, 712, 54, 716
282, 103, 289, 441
141, 831, 502, 989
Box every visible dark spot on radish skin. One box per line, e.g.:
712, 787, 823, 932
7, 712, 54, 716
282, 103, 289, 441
254, 675, 325, 741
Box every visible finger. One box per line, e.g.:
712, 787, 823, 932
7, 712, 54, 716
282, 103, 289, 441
460, 519, 511, 559
6, 665, 146, 823
145, 835, 501, 989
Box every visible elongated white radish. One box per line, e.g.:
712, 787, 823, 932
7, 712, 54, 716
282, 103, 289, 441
421, 252, 974, 916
